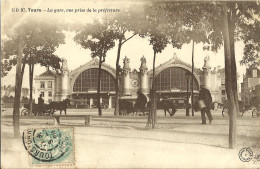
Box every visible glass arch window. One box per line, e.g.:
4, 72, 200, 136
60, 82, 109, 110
73, 68, 115, 92
155, 67, 199, 91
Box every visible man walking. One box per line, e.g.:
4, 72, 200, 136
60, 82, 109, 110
198, 85, 213, 124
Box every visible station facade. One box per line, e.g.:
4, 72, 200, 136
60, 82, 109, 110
34, 54, 227, 108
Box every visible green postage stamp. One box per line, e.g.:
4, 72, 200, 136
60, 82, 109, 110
22, 127, 75, 167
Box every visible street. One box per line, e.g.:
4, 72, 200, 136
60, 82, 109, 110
1, 108, 260, 168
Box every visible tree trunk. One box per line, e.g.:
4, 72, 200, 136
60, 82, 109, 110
29, 64, 34, 115
20, 63, 25, 88
223, 3, 237, 149
191, 39, 195, 116
147, 51, 157, 128
114, 39, 122, 116
13, 33, 24, 138
228, 7, 239, 116
97, 56, 102, 116
152, 50, 157, 128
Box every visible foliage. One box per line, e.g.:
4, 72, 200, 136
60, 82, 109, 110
74, 19, 120, 116
1, 95, 14, 103
1, 18, 65, 75
74, 20, 120, 61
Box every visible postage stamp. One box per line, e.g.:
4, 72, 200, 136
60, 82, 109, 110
22, 127, 75, 166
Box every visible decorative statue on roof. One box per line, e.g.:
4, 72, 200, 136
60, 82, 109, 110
140, 56, 147, 68
203, 55, 211, 69
140, 56, 148, 75
61, 58, 69, 71
123, 56, 130, 69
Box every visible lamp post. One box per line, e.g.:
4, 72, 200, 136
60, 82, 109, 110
185, 72, 190, 116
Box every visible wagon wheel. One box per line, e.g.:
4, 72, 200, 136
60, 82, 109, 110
46, 109, 54, 116
222, 108, 229, 117
252, 109, 258, 117
21, 109, 29, 116
48, 110, 54, 117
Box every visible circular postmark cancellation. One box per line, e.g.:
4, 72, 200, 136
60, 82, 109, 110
239, 148, 254, 162
22, 128, 72, 162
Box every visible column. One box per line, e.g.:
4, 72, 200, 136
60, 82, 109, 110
90, 98, 93, 108
122, 56, 131, 95
139, 56, 149, 94
202, 56, 211, 89
60, 58, 70, 101
108, 96, 112, 108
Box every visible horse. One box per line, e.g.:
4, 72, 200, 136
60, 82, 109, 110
49, 98, 70, 115
119, 100, 135, 116
119, 100, 149, 116
159, 99, 177, 117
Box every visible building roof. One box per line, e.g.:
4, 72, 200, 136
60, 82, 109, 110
148, 54, 202, 75
39, 70, 56, 77
70, 57, 116, 78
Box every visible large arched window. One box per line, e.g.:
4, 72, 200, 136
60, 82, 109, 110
73, 68, 115, 92
155, 67, 199, 91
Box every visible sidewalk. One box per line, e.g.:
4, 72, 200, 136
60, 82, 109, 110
1, 109, 260, 168
1, 125, 259, 168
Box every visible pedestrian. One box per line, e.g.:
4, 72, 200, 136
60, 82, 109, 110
38, 94, 44, 115
198, 85, 213, 124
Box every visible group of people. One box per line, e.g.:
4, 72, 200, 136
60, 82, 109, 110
39, 85, 213, 124
135, 84, 213, 125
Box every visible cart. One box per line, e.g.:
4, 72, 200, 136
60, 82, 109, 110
20, 103, 54, 116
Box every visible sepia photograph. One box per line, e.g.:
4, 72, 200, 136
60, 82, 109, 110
1, 0, 260, 168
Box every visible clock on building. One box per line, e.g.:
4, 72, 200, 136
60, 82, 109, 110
131, 79, 139, 87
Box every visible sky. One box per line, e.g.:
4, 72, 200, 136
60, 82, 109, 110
1, 0, 247, 90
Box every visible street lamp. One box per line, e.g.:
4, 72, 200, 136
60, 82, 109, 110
185, 72, 190, 116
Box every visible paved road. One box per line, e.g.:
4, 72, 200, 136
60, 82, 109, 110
1, 108, 260, 168
1, 126, 259, 168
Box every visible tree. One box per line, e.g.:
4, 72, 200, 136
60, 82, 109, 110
74, 20, 119, 116
145, 1, 260, 148
147, 1, 210, 117
1, 39, 13, 77
104, 8, 144, 116
3, 19, 65, 114
204, 1, 259, 148
141, 4, 169, 128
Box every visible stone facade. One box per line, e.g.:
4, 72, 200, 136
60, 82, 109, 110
34, 54, 229, 107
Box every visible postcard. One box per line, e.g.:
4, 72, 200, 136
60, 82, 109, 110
1, 0, 260, 168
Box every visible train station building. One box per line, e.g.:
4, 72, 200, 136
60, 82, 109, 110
34, 54, 229, 108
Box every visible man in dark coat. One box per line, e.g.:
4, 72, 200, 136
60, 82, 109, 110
198, 85, 213, 124
38, 94, 44, 115
136, 90, 147, 110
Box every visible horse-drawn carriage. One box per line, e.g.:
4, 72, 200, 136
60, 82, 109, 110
222, 97, 260, 117
20, 99, 70, 116
20, 103, 54, 116
119, 98, 177, 116
250, 96, 260, 117
119, 99, 150, 116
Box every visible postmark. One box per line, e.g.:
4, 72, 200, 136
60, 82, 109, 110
22, 127, 75, 166
238, 148, 254, 162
